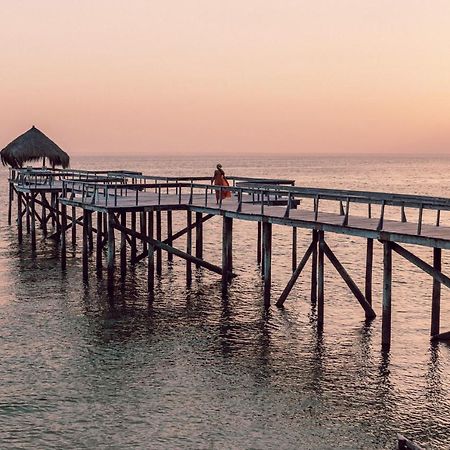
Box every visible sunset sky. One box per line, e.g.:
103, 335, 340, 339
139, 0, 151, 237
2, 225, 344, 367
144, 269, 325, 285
1, 0, 449, 156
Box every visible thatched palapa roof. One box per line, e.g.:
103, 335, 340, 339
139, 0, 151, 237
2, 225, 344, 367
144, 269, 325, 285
1, 126, 70, 168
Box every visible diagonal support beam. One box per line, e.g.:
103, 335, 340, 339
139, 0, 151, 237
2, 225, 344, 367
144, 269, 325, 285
276, 242, 314, 307
322, 241, 376, 319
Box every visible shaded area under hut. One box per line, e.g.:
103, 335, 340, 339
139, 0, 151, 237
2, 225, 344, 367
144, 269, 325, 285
1, 126, 70, 168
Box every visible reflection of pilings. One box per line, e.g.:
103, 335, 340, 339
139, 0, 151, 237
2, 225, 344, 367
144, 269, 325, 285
431, 247, 441, 336
382, 241, 392, 348
263, 221, 272, 307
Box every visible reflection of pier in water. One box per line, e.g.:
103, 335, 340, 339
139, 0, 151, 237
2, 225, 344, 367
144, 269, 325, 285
7, 167, 450, 349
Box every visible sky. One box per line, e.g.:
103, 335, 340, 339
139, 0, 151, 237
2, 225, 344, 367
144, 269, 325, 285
1, 0, 450, 156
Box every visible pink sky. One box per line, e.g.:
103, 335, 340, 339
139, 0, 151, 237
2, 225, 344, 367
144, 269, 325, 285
1, 0, 450, 156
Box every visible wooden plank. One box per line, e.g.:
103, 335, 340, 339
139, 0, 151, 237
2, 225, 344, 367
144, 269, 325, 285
382, 241, 392, 348
276, 242, 314, 307
323, 242, 376, 319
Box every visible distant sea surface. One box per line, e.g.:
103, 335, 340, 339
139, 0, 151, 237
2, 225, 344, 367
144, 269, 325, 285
1, 155, 450, 449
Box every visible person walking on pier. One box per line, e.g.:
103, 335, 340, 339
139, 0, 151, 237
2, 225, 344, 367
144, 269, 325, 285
212, 163, 231, 204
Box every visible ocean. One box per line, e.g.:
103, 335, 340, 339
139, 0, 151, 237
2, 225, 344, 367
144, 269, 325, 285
1, 155, 449, 449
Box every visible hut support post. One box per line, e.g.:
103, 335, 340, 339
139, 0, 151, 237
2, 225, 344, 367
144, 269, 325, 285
40, 193, 47, 235
167, 211, 173, 263
30, 193, 36, 251
292, 227, 297, 273
130, 212, 137, 263
186, 211, 192, 286
120, 212, 127, 281
96, 211, 103, 274
140, 212, 147, 254
431, 247, 441, 336
311, 230, 318, 303
222, 216, 233, 293
365, 238, 373, 305
61, 204, 67, 270
107, 212, 115, 286
17, 192, 23, 244
147, 211, 155, 301
263, 221, 272, 308
71, 206, 77, 246
8, 182, 13, 225
156, 210, 162, 276
382, 241, 392, 349
88, 211, 94, 253
82, 210, 89, 281
257, 222, 262, 265
195, 212, 203, 267
318, 230, 325, 330
26, 193, 30, 234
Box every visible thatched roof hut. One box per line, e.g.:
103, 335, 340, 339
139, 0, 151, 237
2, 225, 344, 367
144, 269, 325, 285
1, 126, 70, 168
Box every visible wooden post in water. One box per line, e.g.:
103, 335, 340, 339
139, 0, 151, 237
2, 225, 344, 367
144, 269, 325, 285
41, 193, 47, 236
222, 216, 233, 293
147, 210, 155, 300
431, 247, 441, 336
30, 193, 36, 251
186, 210, 192, 286
17, 191, 23, 244
167, 211, 173, 263
382, 241, 392, 348
26, 193, 30, 234
88, 211, 94, 253
8, 182, 13, 225
156, 210, 162, 276
195, 212, 203, 268
317, 230, 325, 330
257, 222, 262, 265
61, 204, 67, 270
71, 206, 77, 246
82, 210, 89, 281
96, 211, 103, 274
365, 238, 373, 305
120, 212, 127, 281
140, 211, 147, 254
292, 227, 297, 273
130, 211, 137, 263
107, 212, 115, 286
311, 230, 318, 303
263, 221, 272, 308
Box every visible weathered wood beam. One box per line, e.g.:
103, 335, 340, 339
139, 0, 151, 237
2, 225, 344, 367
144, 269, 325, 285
263, 221, 272, 307
431, 247, 441, 336
167, 210, 173, 263
96, 212, 103, 274
311, 230, 318, 303
292, 227, 297, 273
195, 212, 203, 267
365, 238, 373, 305
61, 203, 67, 270
30, 193, 36, 251
120, 212, 127, 280
186, 211, 192, 286
276, 241, 314, 307
17, 192, 23, 244
318, 231, 325, 328
323, 241, 376, 319
222, 216, 233, 293
82, 210, 89, 281
107, 212, 115, 285
382, 241, 392, 348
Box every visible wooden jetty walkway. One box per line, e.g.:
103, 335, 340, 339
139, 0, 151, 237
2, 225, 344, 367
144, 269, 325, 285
7, 167, 450, 349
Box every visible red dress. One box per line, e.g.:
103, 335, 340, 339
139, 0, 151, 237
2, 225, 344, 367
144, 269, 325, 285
213, 169, 231, 202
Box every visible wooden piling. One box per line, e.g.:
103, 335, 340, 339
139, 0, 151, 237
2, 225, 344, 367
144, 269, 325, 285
292, 227, 297, 273
130, 211, 137, 263
71, 206, 77, 246
88, 211, 94, 252
120, 212, 127, 280
195, 212, 203, 267
257, 222, 262, 265
318, 230, 325, 329
156, 210, 162, 275
17, 192, 23, 244
30, 193, 36, 251
140, 211, 147, 254
107, 212, 115, 285
82, 210, 89, 281
147, 210, 155, 299
431, 247, 441, 336
263, 221, 272, 307
8, 182, 13, 225
222, 216, 233, 292
41, 193, 47, 236
61, 204, 67, 270
365, 238, 373, 305
26, 193, 30, 234
186, 210, 192, 286
167, 211, 173, 263
382, 241, 392, 348
311, 230, 318, 303
96, 211, 103, 273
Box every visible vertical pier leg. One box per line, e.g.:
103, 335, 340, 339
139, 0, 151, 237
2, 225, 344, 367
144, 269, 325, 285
96, 211, 103, 274
311, 230, 318, 303
140, 211, 147, 254
82, 210, 89, 281
71, 206, 77, 246
88, 211, 94, 252
130, 212, 137, 263
257, 222, 262, 265
30, 193, 36, 251
61, 204, 67, 270
195, 212, 203, 268
17, 192, 23, 244
120, 212, 127, 281
50, 193, 56, 228
186, 211, 192, 286
147, 210, 155, 300
292, 227, 297, 273
156, 210, 162, 276
8, 182, 13, 225
26, 193, 30, 234
222, 216, 233, 293
431, 247, 441, 336
317, 230, 325, 330
41, 193, 47, 236
365, 238, 373, 305
263, 221, 272, 308
167, 211, 173, 263
382, 241, 392, 349
107, 212, 115, 286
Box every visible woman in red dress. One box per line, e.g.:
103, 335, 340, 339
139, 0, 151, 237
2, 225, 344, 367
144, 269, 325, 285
212, 163, 231, 204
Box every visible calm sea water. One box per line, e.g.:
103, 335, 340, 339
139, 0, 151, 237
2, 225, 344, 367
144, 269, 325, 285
1, 155, 450, 449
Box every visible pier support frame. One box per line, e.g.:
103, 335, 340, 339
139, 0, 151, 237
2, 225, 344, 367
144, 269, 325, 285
222, 216, 233, 293
156, 210, 162, 275
311, 230, 318, 303
318, 230, 325, 330
365, 238, 373, 305
96, 211, 103, 274
382, 241, 392, 349
263, 221, 272, 308
186, 210, 192, 286
431, 248, 441, 336
167, 211, 173, 263
82, 210, 90, 281
107, 212, 116, 286
195, 212, 203, 268
148, 210, 155, 301
61, 204, 67, 270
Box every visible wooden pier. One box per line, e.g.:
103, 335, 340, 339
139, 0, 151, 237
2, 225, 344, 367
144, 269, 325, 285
8, 167, 450, 349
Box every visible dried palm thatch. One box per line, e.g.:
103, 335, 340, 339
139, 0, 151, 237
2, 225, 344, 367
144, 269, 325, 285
1, 126, 70, 168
